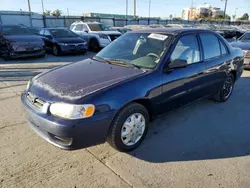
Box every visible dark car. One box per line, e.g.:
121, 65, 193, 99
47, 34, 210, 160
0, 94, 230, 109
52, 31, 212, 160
0, 25, 45, 60
231, 32, 250, 69
39, 28, 88, 56
21, 28, 244, 152
215, 29, 244, 42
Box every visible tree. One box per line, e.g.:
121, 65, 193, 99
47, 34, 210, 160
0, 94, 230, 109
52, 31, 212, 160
213, 14, 231, 20
52, 9, 62, 17
43, 10, 51, 16
237, 13, 249, 21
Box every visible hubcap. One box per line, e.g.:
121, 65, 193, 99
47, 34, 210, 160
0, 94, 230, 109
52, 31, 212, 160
121, 113, 146, 146
223, 77, 233, 99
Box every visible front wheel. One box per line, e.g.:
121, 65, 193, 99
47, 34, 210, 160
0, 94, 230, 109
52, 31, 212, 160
107, 103, 149, 152
213, 73, 234, 102
52, 45, 60, 56
88, 39, 100, 52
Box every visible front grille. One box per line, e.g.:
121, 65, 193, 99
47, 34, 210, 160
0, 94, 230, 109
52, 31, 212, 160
26, 92, 46, 110
108, 35, 120, 41
68, 44, 85, 48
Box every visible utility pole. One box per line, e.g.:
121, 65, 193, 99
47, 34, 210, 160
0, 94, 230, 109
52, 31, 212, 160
234, 8, 238, 21
27, 0, 31, 12
222, 0, 228, 19
41, 0, 45, 14
126, 0, 128, 18
134, 0, 136, 18
149, 0, 151, 18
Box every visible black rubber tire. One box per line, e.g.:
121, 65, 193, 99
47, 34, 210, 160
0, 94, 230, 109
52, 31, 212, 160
107, 103, 149, 152
52, 45, 60, 56
2, 52, 11, 61
213, 73, 234, 103
88, 39, 100, 52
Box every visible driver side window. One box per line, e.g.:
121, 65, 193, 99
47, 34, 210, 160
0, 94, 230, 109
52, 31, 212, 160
170, 34, 200, 65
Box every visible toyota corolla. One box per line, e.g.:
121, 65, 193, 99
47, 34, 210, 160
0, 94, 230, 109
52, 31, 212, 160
22, 28, 244, 152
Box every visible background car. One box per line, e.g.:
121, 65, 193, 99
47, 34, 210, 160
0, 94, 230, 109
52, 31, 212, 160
70, 21, 121, 52
0, 24, 45, 61
231, 32, 250, 69
38, 28, 88, 56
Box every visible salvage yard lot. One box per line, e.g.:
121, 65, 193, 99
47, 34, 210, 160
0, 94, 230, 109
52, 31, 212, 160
1, 53, 250, 188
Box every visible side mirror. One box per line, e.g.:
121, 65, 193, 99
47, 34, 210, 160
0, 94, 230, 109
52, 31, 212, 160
166, 59, 188, 70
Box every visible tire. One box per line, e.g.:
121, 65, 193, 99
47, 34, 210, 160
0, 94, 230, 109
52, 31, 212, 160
88, 39, 100, 52
213, 73, 234, 102
107, 103, 149, 152
52, 45, 60, 56
3, 53, 10, 61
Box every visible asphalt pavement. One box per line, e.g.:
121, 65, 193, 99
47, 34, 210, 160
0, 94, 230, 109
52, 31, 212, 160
0, 53, 250, 188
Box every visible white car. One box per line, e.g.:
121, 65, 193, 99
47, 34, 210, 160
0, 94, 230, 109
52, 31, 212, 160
70, 21, 121, 52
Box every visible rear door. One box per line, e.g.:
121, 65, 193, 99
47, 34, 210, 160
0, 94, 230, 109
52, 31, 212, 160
199, 33, 228, 94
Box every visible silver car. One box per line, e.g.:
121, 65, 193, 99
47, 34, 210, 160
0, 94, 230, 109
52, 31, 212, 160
70, 21, 121, 52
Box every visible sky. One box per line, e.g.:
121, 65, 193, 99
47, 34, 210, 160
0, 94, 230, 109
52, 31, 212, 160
1, 0, 249, 19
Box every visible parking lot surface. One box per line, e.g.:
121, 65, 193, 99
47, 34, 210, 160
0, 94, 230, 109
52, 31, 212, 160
0, 54, 250, 188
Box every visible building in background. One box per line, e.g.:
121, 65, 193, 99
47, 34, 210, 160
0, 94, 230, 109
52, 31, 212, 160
182, 4, 224, 20
211, 7, 224, 18
82, 13, 134, 19
181, 7, 197, 20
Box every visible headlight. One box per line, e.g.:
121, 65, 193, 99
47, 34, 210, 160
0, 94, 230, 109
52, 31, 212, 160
243, 50, 249, 55
98, 34, 109, 40
26, 80, 31, 90
49, 103, 95, 119
58, 43, 68, 46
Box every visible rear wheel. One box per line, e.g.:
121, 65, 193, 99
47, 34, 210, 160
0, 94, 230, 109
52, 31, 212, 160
213, 73, 234, 102
107, 103, 149, 152
3, 52, 11, 61
89, 39, 100, 52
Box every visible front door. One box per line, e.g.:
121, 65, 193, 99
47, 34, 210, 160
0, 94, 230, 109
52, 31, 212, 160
156, 34, 207, 115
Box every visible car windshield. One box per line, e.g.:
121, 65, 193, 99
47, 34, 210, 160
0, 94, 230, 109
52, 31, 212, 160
88, 23, 112, 31
2, 26, 33, 35
50, 29, 78, 38
95, 32, 172, 69
239, 33, 250, 41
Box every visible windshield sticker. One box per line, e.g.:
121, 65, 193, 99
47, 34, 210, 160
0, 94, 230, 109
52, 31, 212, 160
148, 33, 168, 41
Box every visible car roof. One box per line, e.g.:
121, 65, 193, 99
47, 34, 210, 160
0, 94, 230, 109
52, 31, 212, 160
130, 28, 214, 35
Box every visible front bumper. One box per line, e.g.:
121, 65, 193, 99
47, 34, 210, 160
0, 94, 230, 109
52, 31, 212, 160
21, 93, 115, 150
10, 49, 45, 59
60, 44, 88, 54
244, 58, 250, 69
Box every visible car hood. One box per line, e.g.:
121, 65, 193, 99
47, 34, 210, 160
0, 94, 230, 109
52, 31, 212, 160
90, 31, 121, 35
55, 37, 86, 43
4, 35, 42, 43
31, 59, 144, 101
231, 41, 250, 50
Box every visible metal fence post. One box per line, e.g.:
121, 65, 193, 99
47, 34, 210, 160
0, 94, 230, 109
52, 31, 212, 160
43, 15, 46, 28
0, 13, 2, 24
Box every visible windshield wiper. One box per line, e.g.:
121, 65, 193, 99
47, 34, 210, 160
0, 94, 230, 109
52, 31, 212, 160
92, 56, 145, 70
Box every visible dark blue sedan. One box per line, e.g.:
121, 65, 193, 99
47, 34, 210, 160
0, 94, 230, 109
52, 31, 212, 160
22, 28, 244, 152
39, 28, 88, 56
